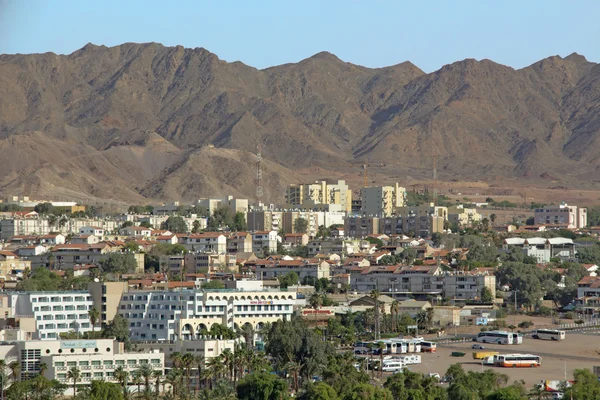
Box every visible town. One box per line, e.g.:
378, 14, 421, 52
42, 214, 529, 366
0, 183, 599, 399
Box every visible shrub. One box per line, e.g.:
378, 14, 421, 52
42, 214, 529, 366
564, 312, 574, 320
518, 320, 534, 329
574, 319, 585, 325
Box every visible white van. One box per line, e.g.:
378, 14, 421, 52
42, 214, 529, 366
382, 361, 405, 372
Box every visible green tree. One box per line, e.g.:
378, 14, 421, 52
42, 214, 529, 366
564, 368, 600, 399
577, 244, 600, 265
88, 307, 100, 332
102, 315, 131, 350
99, 253, 138, 275
236, 372, 289, 400
300, 382, 341, 400
342, 383, 392, 400
89, 380, 124, 400
294, 218, 309, 234
161, 216, 188, 233
67, 366, 81, 397
233, 212, 248, 231
192, 220, 202, 233
202, 280, 226, 289
34, 202, 55, 215
207, 206, 235, 231
279, 271, 299, 289
431, 232, 442, 247
480, 287, 493, 303
384, 369, 447, 400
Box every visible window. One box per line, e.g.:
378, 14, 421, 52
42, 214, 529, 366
57, 373, 66, 379
151, 359, 161, 365
115, 360, 125, 365
55, 362, 64, 367
93, 372, 103, 378
79, 361, 89, 366
103, 360, 113, 366
67, 361, 77, 367
139, 359, 149, 364
127, 360, 136, 365
91, 360, 101, 366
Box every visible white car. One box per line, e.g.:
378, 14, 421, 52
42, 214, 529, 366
428, 373, 441, 380
472, 344, 485, 349
412, 336, 425, 342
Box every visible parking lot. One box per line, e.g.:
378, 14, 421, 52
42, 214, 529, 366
404, 333, 600, 387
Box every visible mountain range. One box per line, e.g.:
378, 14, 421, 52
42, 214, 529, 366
0, 42, 599, 205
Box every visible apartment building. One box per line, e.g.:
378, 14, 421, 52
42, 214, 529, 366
0, 251, 31, 280
8, 291, 94, 339
345, 217, 380, 237
444, 273, 496, 300
0, 338, 163, 385
251, 231, 278, 254
0, 217, 51, 241
360, 183, 406, 217
577, 276, 600, 299
281, 211, 320, 236
307, 238, 368, 257
28, 244, 145, 273
227, 232, 253, 253
185, 233, 227, 253
503, 237, 575, 263
183, 253, 237, 274
349, 266, 495, 300
247, 211, 282, 232
285, 180, 352, 212
534, 202, 587, 228
88, 281, 129, 326
255, 259, 331, 281
117, 285, 298, 341
396, 203, 447, 237
447, 206, 482, 227
135, 338, 238, 367
120, 226, 153, 237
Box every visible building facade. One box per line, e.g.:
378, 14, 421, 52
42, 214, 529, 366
360, 183, 406, 217
534, 203, 587, 229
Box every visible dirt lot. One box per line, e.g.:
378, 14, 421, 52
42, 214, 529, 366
407, 332, 600, 387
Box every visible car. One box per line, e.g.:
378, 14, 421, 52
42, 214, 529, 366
428, 373, 441, 380
412, 336, 425, 342
472, 344, 485, 349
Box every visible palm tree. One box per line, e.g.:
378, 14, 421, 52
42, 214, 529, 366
309, 293, 323, 326
194, 354, 205, 392
367, 342, 375, 379
0, 359, 8, 400
219, 349, 234, 381
390, 301, 400, 333
38, 362, 48, 377
284, 361, 301, 393
132, 370, 142, 395
66, 366, 80, 397
8, 361, 20, 382
88, 307, 100, 333
152, 369, 162, 398
135, 363, 153, 398
181, 352, 195, 396
164, 369, 181, 398
370, 289, 381, 339
490, 214, 497, 225
377, 341, 386, 378
114, 366, 129, 398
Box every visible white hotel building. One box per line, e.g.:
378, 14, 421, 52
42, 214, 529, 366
118, 285, 298, 341
8, 291, 94, 340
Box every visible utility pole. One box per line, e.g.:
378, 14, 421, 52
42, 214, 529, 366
433, 154, 438, 205
513, 290, 518, 326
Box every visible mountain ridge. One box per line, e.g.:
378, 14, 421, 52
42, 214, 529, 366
0, 42, 599, 204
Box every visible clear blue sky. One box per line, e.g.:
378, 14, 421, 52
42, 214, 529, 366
1, 0, 598, 72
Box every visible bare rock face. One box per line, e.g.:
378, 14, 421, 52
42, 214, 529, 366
0, 43, 598, 203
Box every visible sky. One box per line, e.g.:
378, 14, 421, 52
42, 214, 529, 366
0, 0, 599, 72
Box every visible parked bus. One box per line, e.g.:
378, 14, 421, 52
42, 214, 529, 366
474, 331, 514, 345
512, 333, 523, 344
353, 341, 372, 354
420, 341, 437, 353
494, 354, 541, 368
531, 329, 566, 341
472, 351, 499, 360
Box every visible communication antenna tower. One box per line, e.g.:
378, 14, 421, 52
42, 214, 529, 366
256, 144, 264, 203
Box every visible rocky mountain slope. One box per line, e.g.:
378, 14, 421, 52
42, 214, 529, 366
0, 43, 598, 204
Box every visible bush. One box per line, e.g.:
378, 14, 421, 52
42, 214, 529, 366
575, 319, 585, 325
518, 320, 534, 329
480, 327, 488, 332
564, 312, 574, 320
536, 306, 552, 317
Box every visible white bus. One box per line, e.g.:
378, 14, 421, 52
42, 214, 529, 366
494, 354, 541, 368
531, 329, 565, 341
512, 333, 523, 344
474, 331, 514, 345
420, 341, 437, 353
381, 360, 405, 372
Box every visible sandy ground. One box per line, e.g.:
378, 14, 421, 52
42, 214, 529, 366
405, 332, 600, 387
